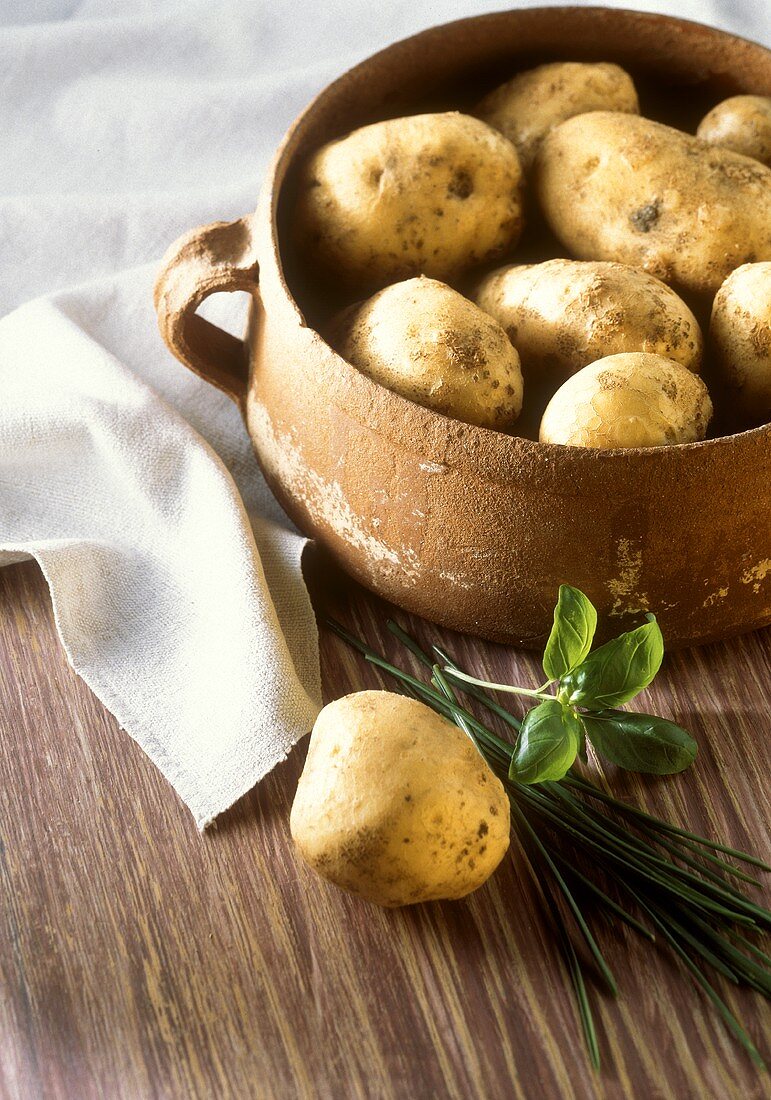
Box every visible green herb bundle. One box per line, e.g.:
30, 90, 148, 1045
326, 588, 771, 1071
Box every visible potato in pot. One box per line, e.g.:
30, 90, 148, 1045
710, 262, 771, 427
539, 352, 713, 449
697, 96, 771, 167
476, 61, 638, 170
534, 112, 771, 296
290, 692, 511, 908
294, 112, 524, 293
327, 276, 523, 430
473, 259, 702, 383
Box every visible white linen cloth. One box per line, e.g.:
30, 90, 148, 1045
1, 0, 768, 827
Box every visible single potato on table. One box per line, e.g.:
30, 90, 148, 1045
697, 96, 771, 166
294, 112, 523, 293
327, 276, 523, 430
290, 692, 511, 907
473, 259, 702, 383
539, 352, 713, 449
710, 262, 771, 426
534, 112, 771, 296
476, 60, 638, 170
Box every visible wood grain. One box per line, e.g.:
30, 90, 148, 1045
1, 551, 769, 1100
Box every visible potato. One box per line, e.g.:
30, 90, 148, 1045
535, 112, 771, 295
476, 61, 638, 170
294, 112, 523, 292
710, 262, 771, 426
539, 352, 713, 449
697, 96, 771, 167
327, 276, 523, 429
473, 259, 702, 383
290, 691, 510, 907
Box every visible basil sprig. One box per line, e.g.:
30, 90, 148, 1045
476, 585, 696, 785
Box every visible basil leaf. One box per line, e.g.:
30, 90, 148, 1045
582, 710, 697, 775
543, 585, 598, 681
561, 615, 664, 709
509, 698, 582, 784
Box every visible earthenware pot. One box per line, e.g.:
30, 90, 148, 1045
154, 6, 771, 649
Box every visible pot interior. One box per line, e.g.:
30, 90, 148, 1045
274, 5, 771, 439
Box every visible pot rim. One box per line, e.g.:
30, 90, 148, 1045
261, 4, 771, 464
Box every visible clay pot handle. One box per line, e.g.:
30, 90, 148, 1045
153, 215, 259, 405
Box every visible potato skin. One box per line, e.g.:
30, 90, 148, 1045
294, 112, 523, 293
697, 96, 771, 167
710, 262, 771, 426
535, 112, 771, 296
290, 692, 511, 907
473, 259, 702, 382
476, 61, 638, 170
539, 352, 713, 449
327, 276, 523, 429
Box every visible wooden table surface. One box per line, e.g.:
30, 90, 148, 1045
1, 550, 770, 1100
